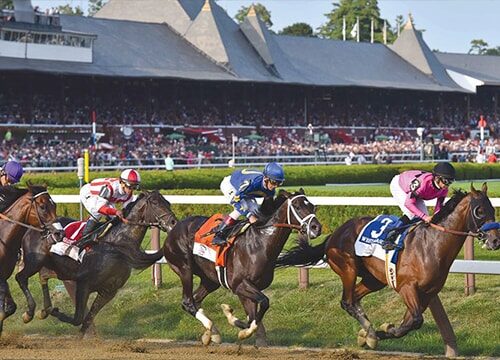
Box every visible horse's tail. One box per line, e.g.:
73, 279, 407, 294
275, 238, 327, 268
112, 244, 163, 270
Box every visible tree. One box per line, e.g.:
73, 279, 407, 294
279, 22, 315, 37
468, 39, 489, 54
0, 0, 13, 10
318, 0, 396, 43
88, 0, 108, 16
484, 47, 500, 56
234, 3, 272, 28
56, 5, 84, 16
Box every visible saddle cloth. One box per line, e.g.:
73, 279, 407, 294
193, 214, 250, 267
355, 215, 407, 262
63, 220, 87, 244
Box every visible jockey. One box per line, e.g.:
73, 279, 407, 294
0, 160, 24, 186
211, 162, 285, 246
382, 162, 456, 250
78, 169, 141, 246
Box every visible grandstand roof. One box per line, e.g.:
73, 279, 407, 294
436, 52, 500, 86
1, 0, 489, 93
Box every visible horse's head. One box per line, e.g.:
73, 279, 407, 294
124, 190, 177, 232
469, 183, 500, 250
470, 183, 499, 250
26, 184, 58, 230
278, 188, 322, 239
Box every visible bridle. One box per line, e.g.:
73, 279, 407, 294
274, 194, 318, 238
125, 193, 175, 232
428, 196, 492, 241
0, 190, 54, 234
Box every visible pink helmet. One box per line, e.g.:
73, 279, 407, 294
120, 169, 141, 188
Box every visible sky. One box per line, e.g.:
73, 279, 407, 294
30, 0, 500, 54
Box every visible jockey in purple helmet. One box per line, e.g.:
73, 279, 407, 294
0, 161, 24, 186
212, 162, 285, 246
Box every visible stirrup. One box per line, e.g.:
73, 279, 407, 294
382, 240, 396, 251
211, 236, 227, 246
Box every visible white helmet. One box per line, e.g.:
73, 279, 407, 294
120, 169, 141, 188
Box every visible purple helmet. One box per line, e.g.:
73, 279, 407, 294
2, 161, 24, 184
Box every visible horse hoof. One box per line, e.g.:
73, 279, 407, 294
221, 304, 233, 316
255, 338, 268, 348
201, 329, 212, 346
22, 312, 33, 323
379, 323, 395, 333
210, 326, 222, 344
366, 335, 378, 349
238, 320, 258, 340
357, 328, 367, 347
38, 308, 51, 320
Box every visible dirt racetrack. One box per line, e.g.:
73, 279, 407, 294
0, 335, 448, 360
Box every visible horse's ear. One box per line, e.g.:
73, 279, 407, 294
299, 187, 305, 194
482, 182, 488, 195
470, 183, 478, 194
278, 189, 290, 198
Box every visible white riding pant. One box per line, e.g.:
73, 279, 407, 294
390, 175, 428, 220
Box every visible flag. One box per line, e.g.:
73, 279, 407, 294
342, 16, 346, 41
350, 22, 358, 39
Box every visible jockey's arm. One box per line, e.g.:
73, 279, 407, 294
434, 196, 445, 214
404, 193, 427, 220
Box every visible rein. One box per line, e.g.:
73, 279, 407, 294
428, 222, 481, 238
0, 191, 51, 233
273, 223, 302, 230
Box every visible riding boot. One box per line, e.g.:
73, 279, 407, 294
382, 215, 410, 251
211, 216, 236, 246
77, 219, 100, 249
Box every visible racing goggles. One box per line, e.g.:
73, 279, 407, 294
123, 182, 140, 190
439, 177, 454, 186
268, 179, 283, 187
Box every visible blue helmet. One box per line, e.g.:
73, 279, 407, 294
2, 161, 24, 184
263, 162, 285, 183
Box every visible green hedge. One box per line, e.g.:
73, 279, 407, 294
23, 163, 500, 190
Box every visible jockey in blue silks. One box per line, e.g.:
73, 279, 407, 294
212, 162, 285, 246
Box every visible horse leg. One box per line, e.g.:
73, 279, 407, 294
51, 280, 91, 327
38, 270, 53, 319
230, 279, 268, 341
237, 296, 268, 347
15, 257, 44, 323
0, 278, 8, 336
376, 284, 424, 340
170, 262, 214, 345
193, 277, 221, 344
79, 288, 117, 337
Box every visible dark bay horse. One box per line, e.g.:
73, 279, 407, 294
163, 189, 322, 345
17, 190, 177, 336
277, 184, 499, 350
0, 184, 58, 336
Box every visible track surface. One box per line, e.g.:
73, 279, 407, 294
0, 336, 448, 360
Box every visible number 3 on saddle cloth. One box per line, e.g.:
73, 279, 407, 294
354, 215, 416, 288
193, 214, 251, 289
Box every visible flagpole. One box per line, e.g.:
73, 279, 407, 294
383, 19, 387, 44
356, 16, 360, 42
342, 16, 346, 41
370, 18, 374, 43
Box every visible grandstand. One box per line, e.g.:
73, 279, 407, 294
0, 0, 499, 169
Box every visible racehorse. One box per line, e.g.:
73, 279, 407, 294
276, 184, 499, 350
17, 190, 177, 336
163, 189, 322, 345
0, 184, 59, 336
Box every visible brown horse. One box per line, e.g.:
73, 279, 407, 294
0, 184, 58, 336
163, 189, 322, 345
276, 184, 499, 350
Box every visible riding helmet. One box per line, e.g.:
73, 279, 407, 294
2, 161, 24, 184
432, 162, 456, 180
120, 169, 141, 186
263, 162, 285, 183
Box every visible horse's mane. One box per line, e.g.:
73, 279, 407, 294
0, 186, 30, 212
122, 192, 145, 218
431, 189, 468, 224
256, 190, 292, 223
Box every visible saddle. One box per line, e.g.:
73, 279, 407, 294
193, 214, 251, 267
63, 220, 112, 246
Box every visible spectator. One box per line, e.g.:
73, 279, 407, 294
164, 153, 174, 171
487, 152, 497, 163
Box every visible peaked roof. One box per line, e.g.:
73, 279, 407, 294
184, 0, 229, 65
436, 52, 500, 86
390, 18, 461, 89
95, 0, 204, 34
